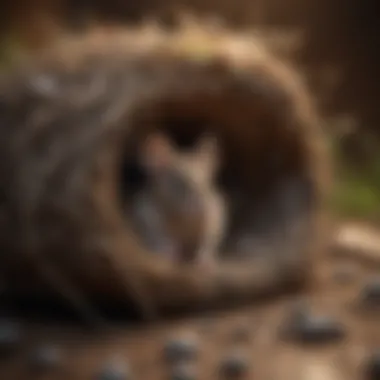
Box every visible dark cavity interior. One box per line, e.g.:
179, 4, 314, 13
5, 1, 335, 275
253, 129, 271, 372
119, 93, 317, 263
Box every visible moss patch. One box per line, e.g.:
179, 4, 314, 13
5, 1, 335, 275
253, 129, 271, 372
330, 140, 380, 223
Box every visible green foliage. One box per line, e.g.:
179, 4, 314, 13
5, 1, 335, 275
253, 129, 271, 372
331, 176, 380, 220
330, 140, 380, 223
0, 35, 24, 70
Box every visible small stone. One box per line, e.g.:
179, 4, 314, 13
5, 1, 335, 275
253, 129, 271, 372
364, 350, 380, 380
281, 304, 346, 344
164, 336, 198, 363
303, 359, 342, 380
96, 359, 130, 380
0, 319, 22, 356
29, 344, 62, 372
360, 278, 380, 308
220, 352, 249, 378
170, 363, 197, 380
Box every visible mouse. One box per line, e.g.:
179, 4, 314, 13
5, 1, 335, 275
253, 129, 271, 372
131, 131, 227, 268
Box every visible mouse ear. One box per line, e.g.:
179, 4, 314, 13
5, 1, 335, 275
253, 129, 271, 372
138, 132, 174, 172
193, 133, 220, 172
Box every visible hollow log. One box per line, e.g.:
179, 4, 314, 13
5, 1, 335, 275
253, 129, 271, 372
0, 25, 330, 322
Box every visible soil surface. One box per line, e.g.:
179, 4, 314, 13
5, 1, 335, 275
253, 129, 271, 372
0, 224, 379, 380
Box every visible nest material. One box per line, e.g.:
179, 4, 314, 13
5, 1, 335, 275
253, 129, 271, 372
0, 24, 330, 320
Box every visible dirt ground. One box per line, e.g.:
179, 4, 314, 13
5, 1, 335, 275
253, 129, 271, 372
0, 224, 379, 380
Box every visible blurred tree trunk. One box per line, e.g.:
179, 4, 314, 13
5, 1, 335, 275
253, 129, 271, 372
0, 0, 63, 50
